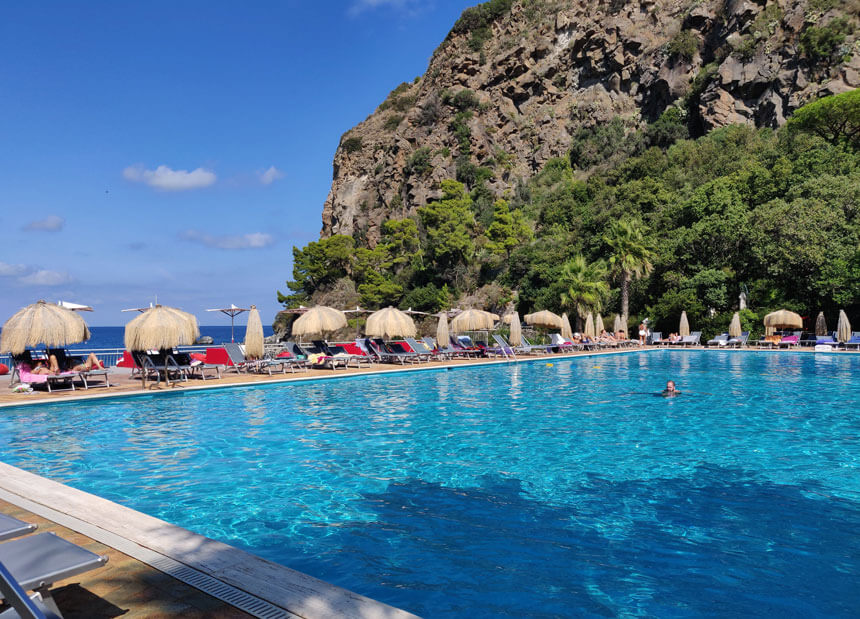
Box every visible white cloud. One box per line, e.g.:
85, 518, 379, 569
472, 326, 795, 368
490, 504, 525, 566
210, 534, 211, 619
18, 269, 73, 286
0, 262, 29, 277
123, 164, 217, 191
182, 230, 275, 250
349, 0, 415, 14
259, 165, 285, 185
23, 215, 65, 232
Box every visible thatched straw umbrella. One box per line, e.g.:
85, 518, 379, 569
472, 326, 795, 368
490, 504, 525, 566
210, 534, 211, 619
561, 313, 573, 340
124, 305, 199, 351
451, 309, 498, 333
613, 314, 624, 335
509, 312, 522, 347
244, 305, 264, 359
584, 312, 595, 338
595, 313, 605, 334
815, 311, 828, 336
836, 309, 851, 343
524, 310, 563, 330
436, 313, 449, 349
366, 307, 416, 339
1, 300, 91, 355
728, 312, 742, 338
763, 309, 802, 336
679, 311, 690, 337
292, 306, 347, 338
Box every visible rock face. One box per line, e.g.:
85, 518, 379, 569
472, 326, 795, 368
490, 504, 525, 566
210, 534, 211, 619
321, 0, 858, 244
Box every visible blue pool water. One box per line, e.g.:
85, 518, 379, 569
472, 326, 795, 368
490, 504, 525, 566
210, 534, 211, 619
1, 350, 859, 616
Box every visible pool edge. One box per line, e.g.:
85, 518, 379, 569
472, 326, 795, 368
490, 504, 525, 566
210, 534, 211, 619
0, 461, 419, 619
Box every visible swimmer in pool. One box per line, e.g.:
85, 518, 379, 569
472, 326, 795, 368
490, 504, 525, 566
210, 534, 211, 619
662, 380, 681, 397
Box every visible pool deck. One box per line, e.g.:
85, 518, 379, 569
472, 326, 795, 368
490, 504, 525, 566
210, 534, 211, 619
1, 344, 856, 617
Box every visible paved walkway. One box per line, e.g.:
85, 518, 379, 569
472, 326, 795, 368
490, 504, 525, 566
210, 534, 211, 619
0, 499, 251, 618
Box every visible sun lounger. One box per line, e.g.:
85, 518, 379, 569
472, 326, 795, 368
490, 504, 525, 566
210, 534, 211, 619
844, 333, 860, 350
131, 350, 188, 386
671, 332, 701, 347
367, 338, 422, 364
0, 516, 36, 543
222, 342, 265, 373
169, 351, 221, 380
725, 331, 749, 347
449, 336, 483, 358
0, 559, 62, 619
778, 335, 799, 348
490, 334, 517, 358
46, 348, 111, 390
313, 340, 372, 368
404, 337, 441, 361
292, 342, 348, 370
706, 333, 729, 347
0, 532, 108, 617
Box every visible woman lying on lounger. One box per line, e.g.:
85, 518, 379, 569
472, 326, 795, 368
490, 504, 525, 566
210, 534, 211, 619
30, 353, 104, 374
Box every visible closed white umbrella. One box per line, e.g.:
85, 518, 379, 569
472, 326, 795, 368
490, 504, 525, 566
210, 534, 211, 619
584, 312, 595, 338
436, 313, 449, 349
561, 313, 573, 340
837, 309, 851, 343
728, 312, 742, 338
595, 313, 605, 334
509, 312, 522, 347
679, 311, 690, 337
244, 305, 264, 359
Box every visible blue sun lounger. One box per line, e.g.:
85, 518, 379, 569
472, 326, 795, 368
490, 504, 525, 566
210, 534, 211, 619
0, 532, 108, 617
0, 559, 61, 619
0, 515, 36, 543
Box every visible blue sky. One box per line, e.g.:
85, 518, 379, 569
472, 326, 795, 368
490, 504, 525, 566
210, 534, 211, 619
0, 0, 474, 326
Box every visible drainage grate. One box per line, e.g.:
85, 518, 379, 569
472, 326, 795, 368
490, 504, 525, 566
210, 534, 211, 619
148, 555, 291, 619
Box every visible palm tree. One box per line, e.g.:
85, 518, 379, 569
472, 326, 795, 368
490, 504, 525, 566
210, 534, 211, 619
559, 255, 609, 330
603, 219, 656, 328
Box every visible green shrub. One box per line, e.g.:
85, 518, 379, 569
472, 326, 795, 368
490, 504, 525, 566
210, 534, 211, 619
667, 29, 699, 61
384, 114, 405, 131
452, 89, 480, 110
379, 82, 415, 112
452, 0, 513, 35
342, 136, 363, 154
404, 147, 434, 177
451, 110, 473, 153
468, 26, 493, 52
800, 17, 852, 63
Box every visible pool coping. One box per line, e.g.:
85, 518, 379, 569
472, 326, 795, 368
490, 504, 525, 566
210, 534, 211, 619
0, 461, 417, 619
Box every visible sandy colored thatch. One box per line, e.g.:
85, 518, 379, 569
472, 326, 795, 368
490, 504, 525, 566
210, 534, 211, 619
613, 314, 624, 335
1, 300, 92, 354
595, 313, 605, 334
763, 309, 802, 334
292, 306, 347, 336
365, 307, 416, 339
244, 305, 264, 359
815, 311, 828, 336
524, 310, 562, 329
451, 309, 498, 333
436, 313, 449, 348
728, 312, 742, 338
837, 309, 851, 343
509, 312, 522, 346
679, 311, 690, 337
124, 305, 200, 351
584, 312, 595, 338
561, 313, 573, 340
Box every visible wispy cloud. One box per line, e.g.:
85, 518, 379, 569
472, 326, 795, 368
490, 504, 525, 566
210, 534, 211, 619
259, 165, 285, 185
23, 215, 65, 232
349, 0, 417, 15
181, 230, 275, 250
123, 164, 217, 191
0, 262, 29, 277
18, 269, 73, 286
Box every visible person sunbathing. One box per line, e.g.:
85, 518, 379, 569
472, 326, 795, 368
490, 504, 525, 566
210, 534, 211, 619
32, 353, 104, 374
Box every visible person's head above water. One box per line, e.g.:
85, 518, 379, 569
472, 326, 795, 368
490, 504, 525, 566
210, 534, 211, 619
662, 380, 681, 396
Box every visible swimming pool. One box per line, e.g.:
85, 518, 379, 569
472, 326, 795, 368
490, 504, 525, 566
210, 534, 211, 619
2, 350, 859, 616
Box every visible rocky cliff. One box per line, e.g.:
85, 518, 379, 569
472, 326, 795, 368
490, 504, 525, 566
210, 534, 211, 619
321, 0, 859, 244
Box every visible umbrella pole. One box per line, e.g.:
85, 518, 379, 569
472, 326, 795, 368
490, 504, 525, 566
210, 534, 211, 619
231, 314, 235, 342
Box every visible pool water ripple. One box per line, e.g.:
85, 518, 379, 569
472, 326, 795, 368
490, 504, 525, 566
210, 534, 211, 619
1, 350, 859, 616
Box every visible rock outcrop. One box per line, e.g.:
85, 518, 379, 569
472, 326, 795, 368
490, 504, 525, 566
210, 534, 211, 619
321, 0, 859, 244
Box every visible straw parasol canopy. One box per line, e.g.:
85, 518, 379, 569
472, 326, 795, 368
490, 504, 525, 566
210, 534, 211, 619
244, 305, 264, 359
837, 309, 851, 343
595, 313, 605, 333
728, 312, 742, 338
561, 313, 573, 340
524, 310, 563, 329
1, 300, 92, 355
815, 311, 828, 336
291, 306, 347, 337
124, 305, 199, 351
763, 309, 802, 335
613, 314, 624, 335
436, 313, 449, 348
584, 312, 595, 338
451, 309, 498, 333
509, 311, 523, 346
366, 307, 416, 339
679, 311, 690, 337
